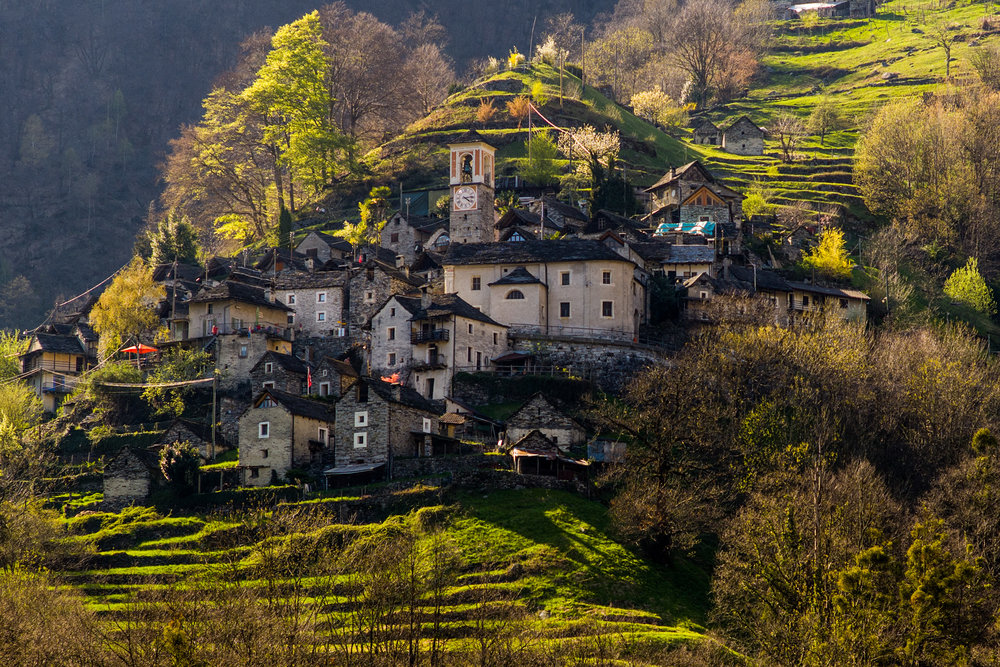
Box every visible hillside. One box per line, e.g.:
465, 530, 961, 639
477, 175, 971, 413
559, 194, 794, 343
49, 486, 732, 663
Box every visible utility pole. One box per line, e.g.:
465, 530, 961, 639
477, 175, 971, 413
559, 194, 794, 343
884, 270, 890, 317
211, 369, 218, 461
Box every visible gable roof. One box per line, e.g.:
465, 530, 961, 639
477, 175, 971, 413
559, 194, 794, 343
724, 115, 764, 135
250, 388, 334, 422
508, 392, 583, 430
646, 161, 717, 192
29, 333, 86, 355
628, 241, 673, 262
489, 267, 543, 286
681, 185, 726, 207
691, 117, 720, 133
786, 281, 870, 301
358, 377, 443, 414
510, 429, 560, 453
666, 245, 716, 264
273, 271, 345, 290
443, 239, 628, 265
250, 351, 310, 375
190, 281, 292, 311
410, 293, 506, 327
729, 266, 792, 292
319, 356, 359, 378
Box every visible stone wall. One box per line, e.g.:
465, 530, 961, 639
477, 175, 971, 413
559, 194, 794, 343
249, 358, 306, 396
679, 204, 730, 225
278, 285, 346, 338
387, 402, 439, 458
239, 403, 294, 486
334, 385, 390, 468
451, 372, 593, 408
508, 336, 668, 393
506, 394, 585, 446
391, 453, 509, 479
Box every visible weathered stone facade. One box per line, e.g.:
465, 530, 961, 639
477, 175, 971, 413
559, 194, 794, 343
347, 262, 424, 334
158, 419, 229, 460
238, 390, 334, 486
722, 116, 765, 156
505, 393, 586, 447
249, 351, 310, 396
274, 271, 347, 338
103, 449, 154, 509
215, 332, 292, 389
332, 379, 441, 469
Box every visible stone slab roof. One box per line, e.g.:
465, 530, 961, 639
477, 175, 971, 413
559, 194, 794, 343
255, 388, 334, 422
443, 239, 627, 265
488, 267, 543, 286
30, 333, 86, 355
273, 271, 345, 290
190, 281, 292, 312
667, 245, 716, 264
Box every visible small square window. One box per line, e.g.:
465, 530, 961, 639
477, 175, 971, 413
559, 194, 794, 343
317, 311, 326, 322
559, 302, 571, 318
318, 427, 328, 443
287, 314, 295, 324
249, 468, 259, 478
355, 411, 368, 427
317, 292, 327, 303
602, 271, 612, 285
802, 296, 810, 307
264, 362, 273, 374
388, 353, 397, 365
287, 294, 296, 305
602, 301, 614, 318
390, 232, 399, 243
262, 383, 275, 392
471, 276, 481, 291
354, 432, 367, 448
560, 271, 570, 286
258, 422, 270, 438
239, 345, 248, 358
388, 327, 395, 340
839, 298, 849, 309
365, 291, 375, 303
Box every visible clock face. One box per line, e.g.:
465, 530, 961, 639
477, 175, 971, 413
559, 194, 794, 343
454, 186, 477, 211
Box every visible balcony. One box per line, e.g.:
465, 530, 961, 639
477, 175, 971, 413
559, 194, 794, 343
42, 383, 74, 394
411, 329, 450, 344
410, 356, 447, 371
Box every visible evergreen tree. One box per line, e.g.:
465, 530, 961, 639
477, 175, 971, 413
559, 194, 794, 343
149, 209, 200, 265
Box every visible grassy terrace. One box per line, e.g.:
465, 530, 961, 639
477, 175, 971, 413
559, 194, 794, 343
52, 487, 724, 659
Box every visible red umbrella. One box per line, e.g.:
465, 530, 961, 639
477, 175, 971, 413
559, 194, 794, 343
120, 343, 158, 354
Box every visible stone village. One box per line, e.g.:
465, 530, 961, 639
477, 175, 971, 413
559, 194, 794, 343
19, 131, 870, 507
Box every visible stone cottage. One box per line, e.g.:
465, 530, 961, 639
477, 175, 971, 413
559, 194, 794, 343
505, 393, 587, 448
238, 389, 335, 486
722, 116, 765, 156
249, 350, 311, 396
103, 448, 158, 509
331, 377, 443, 475
691, 117, 720, 145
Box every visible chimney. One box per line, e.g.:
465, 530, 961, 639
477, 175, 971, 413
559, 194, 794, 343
305, 257, 315, 272
393, 383, 403, 401
395, 254, 405, 270
420, 284, 431, 309
264, 287, 274, 303
722, 257, 732, 280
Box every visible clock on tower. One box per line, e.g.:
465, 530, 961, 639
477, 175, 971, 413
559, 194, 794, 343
448, 131, 495, 244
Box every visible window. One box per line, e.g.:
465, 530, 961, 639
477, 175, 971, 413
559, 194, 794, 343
559, 302, 571, 318
249, 468, 259, 479
422, 418, 432, 434
602, 301, 614, 318
317, 311, 326, 322
390, 307, 396, 317
467, 346, 472, 362
317, 292, 327, 303
506, 290, 525, 300
258, 422, 270, 438
560, 271, 570, 286
287, 314, 295, 325
354, 411, 368, 427
365, 291, 375, 303
318, 427, 328, 444
262, 382, 275, 391
493, 332, 498, 345
471, 276, 481, 291
319, 381, 330, 396
700, 291, 708, 300
509, 232, 525, 242
239, 345, 248, 358
207, 304, 213, 314
357, 384, 368, 403
468, 323, 473, 334
262, 449, 269, 459
354, 432, 367, 448
287, 294, 296, 305
602, 271, 612, 285
388, 353, 397, 366
390, 232, 399, 243
840, 298, 849, 309
264, 362, 273, 374
387, 327, 396, 341
802, 296, 810, 307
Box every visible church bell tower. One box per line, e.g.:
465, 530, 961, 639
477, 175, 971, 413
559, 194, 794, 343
448, 132, 495, 244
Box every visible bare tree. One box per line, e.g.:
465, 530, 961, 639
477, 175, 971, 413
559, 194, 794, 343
405, 43, 456, 117
770, 113, 806, 162
669, 0, 737, 107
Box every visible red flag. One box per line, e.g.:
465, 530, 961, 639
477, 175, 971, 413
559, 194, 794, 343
307, 367, 312, 390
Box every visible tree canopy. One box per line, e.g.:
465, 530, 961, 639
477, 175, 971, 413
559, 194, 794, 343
90, 258, 164, 360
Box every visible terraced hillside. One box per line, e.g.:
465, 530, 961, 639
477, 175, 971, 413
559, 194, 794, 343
55, 487, 731, 663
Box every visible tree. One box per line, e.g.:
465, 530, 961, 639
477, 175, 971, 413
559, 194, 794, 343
520, 132, 560, 186
148, 208, 200, 265
90, 258, 165, 359
801, 227, 856, 280
160, 441, 201, 495
506, 96, 530, 129
277, 206, 293, 249
142, 348, 212, 417
0, 383, 43, 471
771, 113, 806, 162
335, 186, 392, 261
969, 45, 1000, 90
0, 331, 27, 382
669, 0, 738, 108
584, 27, 656, 102
476, 98, 497, 125
807, 98, 845, 146
741, 179, 774, 219
630, 88, 688, 130
928, 23, 957, 78
405, 43, 454, 116
943, 257, 996, 315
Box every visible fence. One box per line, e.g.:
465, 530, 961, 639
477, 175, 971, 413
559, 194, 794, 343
507, 323, 674, 349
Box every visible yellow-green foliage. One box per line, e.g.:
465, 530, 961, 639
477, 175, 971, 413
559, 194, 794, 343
944, 258, 996, 316
801, 227, 855, 279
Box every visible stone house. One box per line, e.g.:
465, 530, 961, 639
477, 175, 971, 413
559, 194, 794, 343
311, 356, 359, 399
644, 161, 744, 229
443, 239, 648, 339
20, 332, 90, 412
369, 291, 509, 400
273, 270, 347, 338
505, 393, 587, 448
722, 116, 765, 156
331, 377, 443, 474
103, 448, 158, 509
787, 281, 869, 324
238, 389, 335, 486
380, 212, 449, 266
187, 280, 293, 339
249, 350, 311, 396
295, 231, 353, 264
527, 197, 589, 233
691, 117, 720, 145
346, 260, 426, 336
